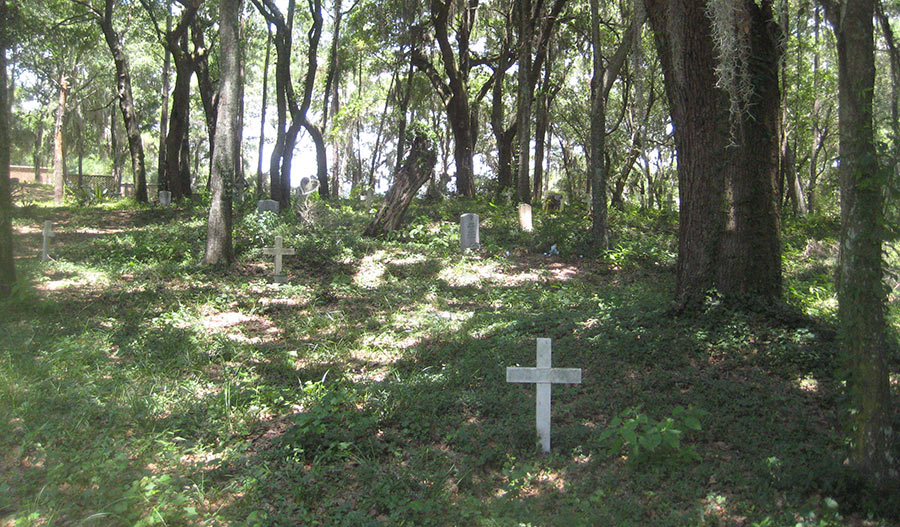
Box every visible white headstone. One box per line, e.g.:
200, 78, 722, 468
158, 190, 172, 206
41, 221, 55, 262
506, 338, 582, 453
263, 235, 295, 283
257, 199, 280, 214
460, 213, 480, 251
518, 203, 533, 232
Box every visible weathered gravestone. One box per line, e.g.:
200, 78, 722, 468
41, 221, 55, 262
460, 213, 480, 251
257, 199, 280, 214
298, 176, 320, 197
506, 338, 582, 453
263, 236, 294, 283
158, 190, 172, 206
120, 183, 134, 198
518, 203, 533, 232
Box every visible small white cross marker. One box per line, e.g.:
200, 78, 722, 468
42, 221, 55, 262
506, 338, 582, 452
262, 236, 294, 282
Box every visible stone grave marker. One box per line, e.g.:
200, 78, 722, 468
518, 203, 533, 232
506, 338, 582, 453
460, 213, 480, 251
299, 176, 320, 196
257, 199, 280, 214
263, 235, 294, 283
41, 221, 55, 262
158, 190, 172, 206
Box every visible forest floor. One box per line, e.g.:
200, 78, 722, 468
2, 185, 899, 526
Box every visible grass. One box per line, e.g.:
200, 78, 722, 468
1, 187, 898, 526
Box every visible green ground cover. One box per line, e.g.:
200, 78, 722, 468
1, 190, 898, 526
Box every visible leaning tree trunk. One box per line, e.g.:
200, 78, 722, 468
826, 0, 898, 490
364, 131, 437, 237
205, 0, 241, 265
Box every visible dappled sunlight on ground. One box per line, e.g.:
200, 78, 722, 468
198, 310, 282, 344
36, 267, 111, 291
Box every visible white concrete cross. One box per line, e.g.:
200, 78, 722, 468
42, 221, 55, 262
506, 338, 582, 452
263, 236, 294, 282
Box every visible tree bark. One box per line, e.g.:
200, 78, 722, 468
256, 23, 271, 195
646, 0, 781, 306
322, 0, 343, 195
97, 0, 148, 202
191, 18, 217, 182
516, 0, 533, 204
53, 74, 69, 205
364, 131, 437, 237
294, 0, 328, 200
160, 4, 199, 200
717, 0, 782, 299
205, 0, 241, 265
157, 4, 171, 198
824, 0, 898, 490
0, 0, 15, 297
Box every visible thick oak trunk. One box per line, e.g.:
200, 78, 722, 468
646, 0, 781, 306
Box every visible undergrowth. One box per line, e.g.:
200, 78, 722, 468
1, 195, 897, 526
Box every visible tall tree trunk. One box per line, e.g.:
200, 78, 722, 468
876, 2, 900, 195
191, 19, 217, 180
33, 122, 43, 184
205, 0, 241, 265
157, 4, 171, 197
590, 0, 642, 248
532, 60, 552, 203
256, 23, 271, 195
165, 55, 192, 199
646, 0, 781, 306
807, 3, 823, 215
589, 0, 607, 247
824, 0, 898, 490
53, 74, 69, 205
0, 0, 15, 298
717, 0, 782, 298
294, 0, 328, 200
159, 4, 198, 200
516, 0, 533, 204
97, 0, 148, 202
322, 0, 343, 196
110, 105, 120, 187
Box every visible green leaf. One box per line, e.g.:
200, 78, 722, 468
683, 416, 702, 431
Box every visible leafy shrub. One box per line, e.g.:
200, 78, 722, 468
598, 406, 706, 466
